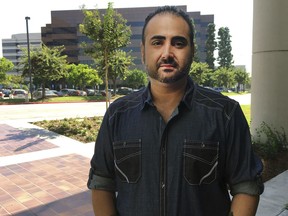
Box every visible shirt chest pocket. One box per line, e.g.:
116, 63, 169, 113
183, 140, 219, 185
113, 139, 142, 183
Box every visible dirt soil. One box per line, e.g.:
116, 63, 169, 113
261, 150, 288, 182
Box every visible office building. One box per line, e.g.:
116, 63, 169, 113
41, 5, 214, 69
1, 33, 41, 75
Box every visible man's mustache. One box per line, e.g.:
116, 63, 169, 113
156, 58, 178, 68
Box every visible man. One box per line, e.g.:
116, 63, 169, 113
87, 6, 264, 216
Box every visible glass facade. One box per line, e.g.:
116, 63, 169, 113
1, 33, 41, 74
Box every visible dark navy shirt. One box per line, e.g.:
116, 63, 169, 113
87, 77, 263, 216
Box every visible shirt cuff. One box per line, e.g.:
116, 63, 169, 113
87, 169, 116, 191
230, 177, 264, 196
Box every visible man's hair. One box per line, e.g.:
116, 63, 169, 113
141, 5, 195, 47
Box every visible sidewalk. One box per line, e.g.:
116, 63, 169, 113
0, 120, 287, 215
0, 121, 95, 216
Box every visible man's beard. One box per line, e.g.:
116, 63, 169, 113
146, 59, 192, 84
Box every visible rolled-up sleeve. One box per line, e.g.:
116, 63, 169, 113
230, 178, 264, 196
87, 168, 116, 191
87, 111, 116, 191
224, 103, 264, 196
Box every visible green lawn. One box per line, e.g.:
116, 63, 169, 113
45, 95, 105, 102
241, 105, 251, 125
0, 95, 106, 104
222, 91, 249, 96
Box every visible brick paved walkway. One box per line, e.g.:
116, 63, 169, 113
1, 120, 287, 216
0, 122, 94, 216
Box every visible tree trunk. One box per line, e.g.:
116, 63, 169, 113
104, 49, 109, 109
112, 79, 117, 96
42, 83, 46, 100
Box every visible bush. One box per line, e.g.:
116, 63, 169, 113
33, 116, 103, 143
253, 122, 288, 159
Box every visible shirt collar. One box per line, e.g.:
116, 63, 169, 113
140, 77, 195, 111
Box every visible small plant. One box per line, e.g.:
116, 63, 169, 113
252, 122, 288, 159
33, 116, 103, 143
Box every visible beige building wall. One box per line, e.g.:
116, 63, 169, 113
251, 0, 288, 134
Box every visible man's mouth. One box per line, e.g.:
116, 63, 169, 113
160, 64, 174, 68
159, 63, 177, 72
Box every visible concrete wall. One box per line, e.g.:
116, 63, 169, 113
251, 0, 288, 134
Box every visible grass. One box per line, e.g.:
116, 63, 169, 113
44, 95, 105, 102
0, 98, 27, 104
222, 91, 249, 96
0, 95, 109, 104
241, 105, 251, 126
1, 91, 248, 104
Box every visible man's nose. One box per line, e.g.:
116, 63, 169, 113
161, 44, 174, 60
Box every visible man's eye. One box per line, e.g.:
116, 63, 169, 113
152, 40, 162, 46
174, 41, 186, 48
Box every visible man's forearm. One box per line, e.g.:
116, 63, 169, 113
91, 189, 117, 216
230, 193, 260, 216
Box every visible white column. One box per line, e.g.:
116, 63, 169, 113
251, 0, 288, 134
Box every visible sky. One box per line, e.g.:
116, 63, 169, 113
0, 0, 253, 71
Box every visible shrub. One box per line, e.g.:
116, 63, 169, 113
33, 116, 103, 143
252, 122, 288, 159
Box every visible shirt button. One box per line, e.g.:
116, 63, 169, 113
161, 182, 165, 188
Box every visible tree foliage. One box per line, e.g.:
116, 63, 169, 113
217, 27, 234, 68
110, 50, 134, 94
79, 2, 132, 108
234, 67, 250, 92
190, 19, 199, 62
97, 50, 134, 94
189, 62, 212, 86
213, 67, 236, 89
124, 69, 148, 89
1, 74, 26, 90
0, 57, 14, 82
205, 23, 217, 70
66, 64, 102, 90
20, 44, 68, 98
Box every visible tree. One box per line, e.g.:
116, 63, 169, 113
217, 27, 234, 68
0, 57, 14, 83
124, 69, 148, 89
205, 23, 217, 70
20, 44, 68, 99
214, 67, 236, 90
66, 64, 103, 90
79, 2, 132, 108
2, 74, 26, 89
97, 50, 134, 95
189, 62, 212, 86
201, 70, 216, 87
191, 19, 199, 62
234, 67, 250, 92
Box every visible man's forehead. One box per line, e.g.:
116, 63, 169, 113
144, 13, 190, 39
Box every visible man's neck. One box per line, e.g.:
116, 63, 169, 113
149, 77, 188, 122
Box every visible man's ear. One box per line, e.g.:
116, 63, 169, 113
141, 42, 145, 64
